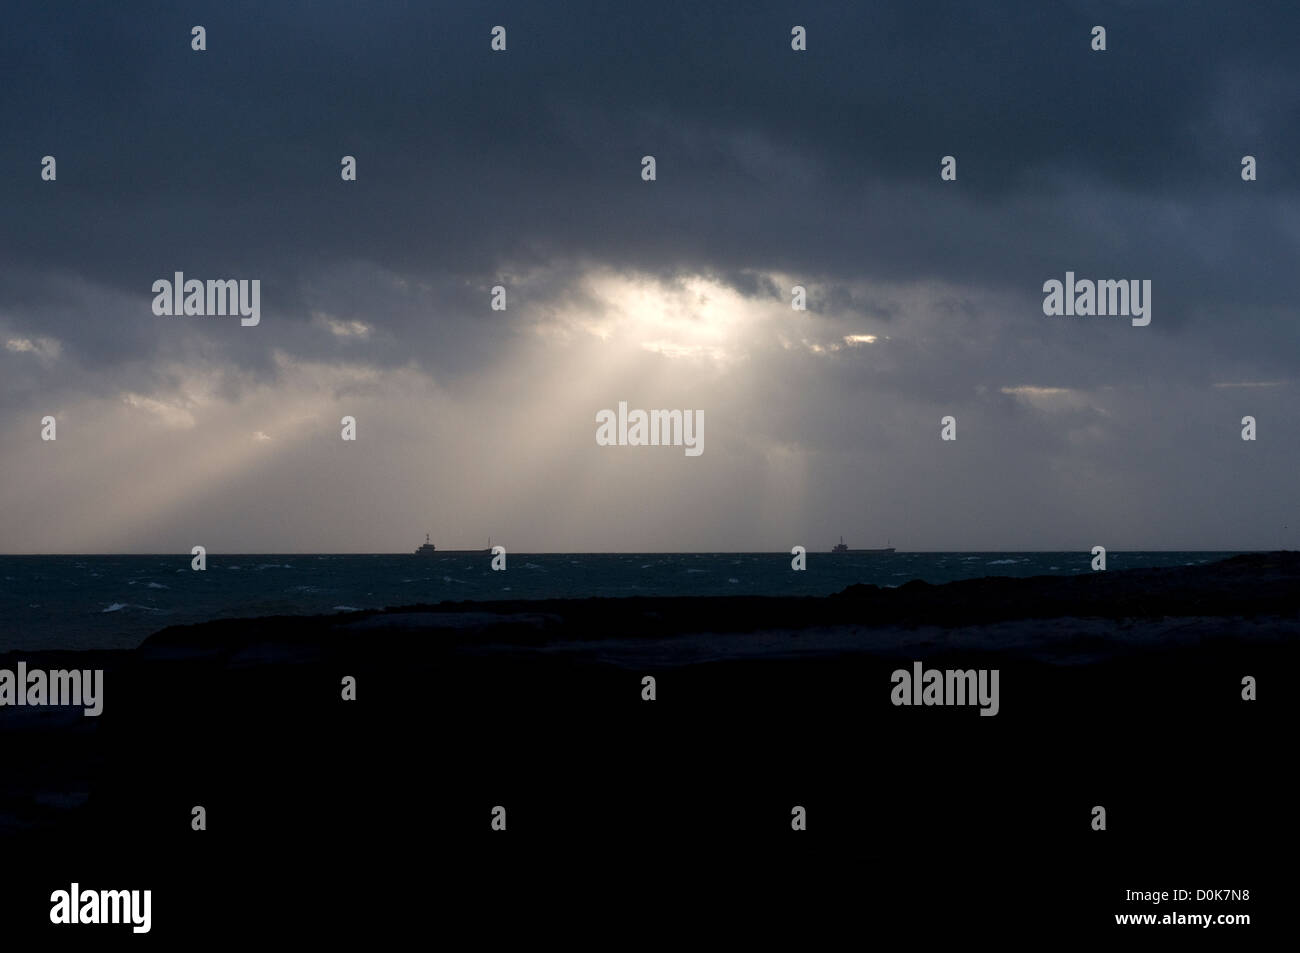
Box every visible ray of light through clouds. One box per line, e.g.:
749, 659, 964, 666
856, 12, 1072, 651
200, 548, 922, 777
1, 0, 1298, 552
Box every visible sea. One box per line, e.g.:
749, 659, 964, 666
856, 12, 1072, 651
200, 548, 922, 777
0, 551, 1245, 652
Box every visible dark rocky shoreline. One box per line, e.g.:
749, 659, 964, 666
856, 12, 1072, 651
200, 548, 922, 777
2, 553, 1294, 940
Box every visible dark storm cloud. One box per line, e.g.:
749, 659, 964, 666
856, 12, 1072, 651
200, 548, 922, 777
3, 0, 1298, 370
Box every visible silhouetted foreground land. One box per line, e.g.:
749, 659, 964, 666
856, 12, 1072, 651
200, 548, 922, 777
3, 553, 1295, 940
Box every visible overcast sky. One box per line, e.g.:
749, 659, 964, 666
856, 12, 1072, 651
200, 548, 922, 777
1, 0, 1297, 553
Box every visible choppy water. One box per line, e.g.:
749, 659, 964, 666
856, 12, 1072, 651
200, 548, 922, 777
0, 551, 1245, 651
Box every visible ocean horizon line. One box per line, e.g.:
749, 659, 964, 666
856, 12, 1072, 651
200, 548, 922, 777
0, 548, 1266, 558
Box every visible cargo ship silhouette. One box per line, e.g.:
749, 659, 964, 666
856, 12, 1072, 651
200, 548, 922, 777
414, 533, 491, 556
831, 536, 895, 554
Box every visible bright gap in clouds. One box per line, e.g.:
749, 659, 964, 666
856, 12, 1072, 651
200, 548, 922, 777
560, 270, 768, 365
